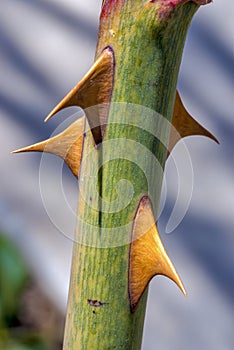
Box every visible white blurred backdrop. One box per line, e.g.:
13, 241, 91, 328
1, 0, 234, 349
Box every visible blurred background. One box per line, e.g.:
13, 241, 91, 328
1, 0, 234, 349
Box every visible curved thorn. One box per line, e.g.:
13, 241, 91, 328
129, 196, 186, 312
12, 117, 85, 178
44, 47, 115, 145
168, 91, 219, 158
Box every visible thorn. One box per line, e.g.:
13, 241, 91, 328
44, 47, 115, 145
12, 117, 85, 178
129, 196, 186, 312
168, 91, 219, 157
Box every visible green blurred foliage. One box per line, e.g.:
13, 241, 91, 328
0, 334, 47, 350
0, 234, 28, 326
0, 233, 49, 350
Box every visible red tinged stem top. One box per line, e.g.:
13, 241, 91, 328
159, 0, 212, 6
160, 0, 212, 5
100, 0, 211, 19
101, 0, 124, 18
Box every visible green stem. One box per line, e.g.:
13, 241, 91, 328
63, 2, 198, 349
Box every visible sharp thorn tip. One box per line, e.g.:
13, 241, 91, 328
44, 114, 52, 123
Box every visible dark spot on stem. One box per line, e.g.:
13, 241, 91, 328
87, 299, 108, 307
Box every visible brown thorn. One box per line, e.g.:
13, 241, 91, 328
44, 47, 115, 145
129, 196, 186, 312
167, 91, 219, 158
12, 117, 85, 178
